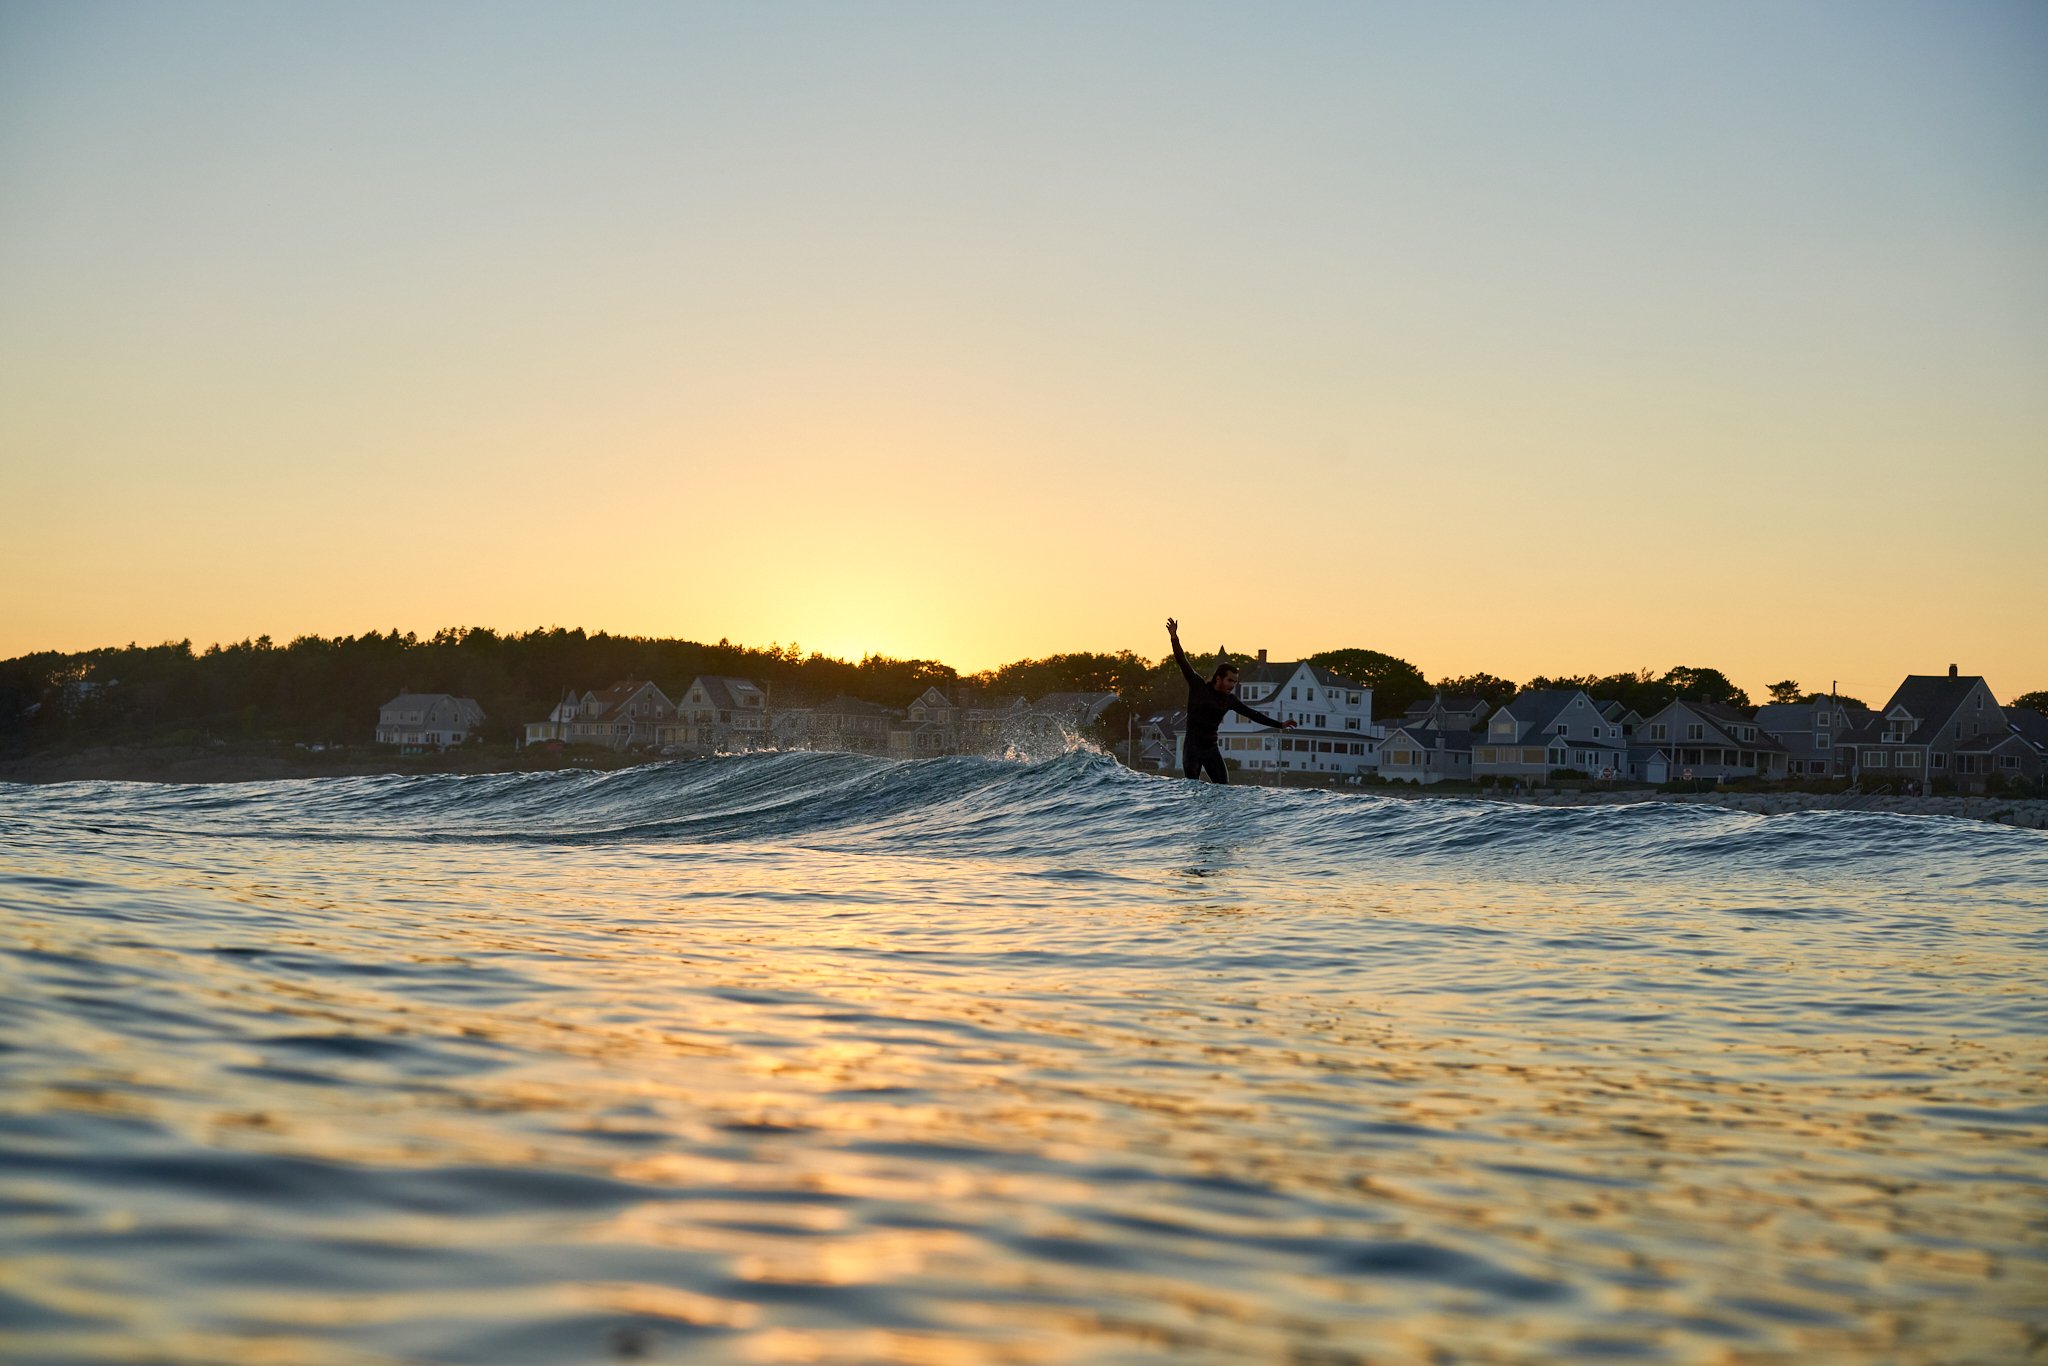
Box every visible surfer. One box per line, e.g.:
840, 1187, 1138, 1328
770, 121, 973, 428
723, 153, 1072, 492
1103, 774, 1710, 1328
1166, 617, 1295, 783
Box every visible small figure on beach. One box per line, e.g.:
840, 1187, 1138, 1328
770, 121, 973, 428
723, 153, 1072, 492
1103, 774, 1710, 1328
1167, 617, 1296, 783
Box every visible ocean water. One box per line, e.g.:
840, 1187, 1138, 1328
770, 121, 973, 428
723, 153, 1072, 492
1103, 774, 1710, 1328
2, 750, 2044, 1365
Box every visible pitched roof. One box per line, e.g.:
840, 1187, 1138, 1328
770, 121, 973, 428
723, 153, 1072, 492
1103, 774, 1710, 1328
1497, 689, 1581, 731
1842, 674, 1989, 745
381, 692, 454, 711
1383, 726, 1476, 753
686, 675, 763, 710
1235, 659, 1367, 691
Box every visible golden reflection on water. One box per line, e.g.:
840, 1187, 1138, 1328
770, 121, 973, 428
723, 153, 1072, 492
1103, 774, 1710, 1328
2, 824, 2045, 1364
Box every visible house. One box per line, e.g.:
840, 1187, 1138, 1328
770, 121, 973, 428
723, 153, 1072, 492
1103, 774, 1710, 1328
1398, 692, 1492, 732
889, 686, 962, 758
1378, 725, 1476, 785
523, 689, 580, 745
1755, 697, 1870, 780
376, 693, 485, 749
2000, 708, 2048, 786
1472, 689, 1629, 784
564, 680, 675, 749
1136, 710, 1186, 771
1837, 667, 2035, 793
1635, 700, 1788, 783
1598, 700, 1644, 743
777, 695, 894, 755
663, 676, 768, 753
1216, 655, 1378, 777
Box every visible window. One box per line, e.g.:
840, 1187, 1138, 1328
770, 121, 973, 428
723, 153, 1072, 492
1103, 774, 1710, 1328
1931, 753, 1947, 769
2000, 754, 2019, 769
1865, 752, 1886, 768
1290, 687, 1298, 700
1649, 723, 1667, 741
1346, 718, 1360, 731
1348, 693, 1360, 706
1315, 715, 1326, 727
1816, 735, 1831, 750
1686, 724, 1705, 741
1897, 751, 1921, 769
1817, 712, 1830, 729
1557, 724, 1570, 738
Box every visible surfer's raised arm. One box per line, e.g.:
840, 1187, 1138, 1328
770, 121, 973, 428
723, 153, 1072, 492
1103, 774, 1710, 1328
1166, 617, 1203, 688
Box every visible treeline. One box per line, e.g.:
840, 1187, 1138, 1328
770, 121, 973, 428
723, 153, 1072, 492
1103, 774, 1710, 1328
4, 626, 2037, 758
0, 628, 958, 754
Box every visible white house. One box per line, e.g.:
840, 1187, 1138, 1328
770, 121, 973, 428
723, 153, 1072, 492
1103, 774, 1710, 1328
376, 693, 485, 749
1212, 657, 1379, 777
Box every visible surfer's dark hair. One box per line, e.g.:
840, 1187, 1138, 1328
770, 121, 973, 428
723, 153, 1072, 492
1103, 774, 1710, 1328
1210, 662, 1239, 684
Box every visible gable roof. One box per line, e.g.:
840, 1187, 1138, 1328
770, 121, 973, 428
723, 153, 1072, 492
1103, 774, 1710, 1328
1382, 725, 1476, 753
686, 675, 764, 710
584, 679, 669, 714
1496, 689, 1583, 732
1843, 674, 1992, 745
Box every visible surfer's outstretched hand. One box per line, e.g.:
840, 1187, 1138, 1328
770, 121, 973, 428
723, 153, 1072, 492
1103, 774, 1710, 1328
1166, 617, 1179, 639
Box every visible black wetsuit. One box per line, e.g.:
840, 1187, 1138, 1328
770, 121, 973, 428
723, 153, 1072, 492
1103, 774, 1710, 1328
1172, 637, 1287, 782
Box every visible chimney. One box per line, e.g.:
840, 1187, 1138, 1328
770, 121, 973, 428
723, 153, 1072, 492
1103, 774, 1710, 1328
1257, 648, 1268, 664
1949, 663, 1958, 678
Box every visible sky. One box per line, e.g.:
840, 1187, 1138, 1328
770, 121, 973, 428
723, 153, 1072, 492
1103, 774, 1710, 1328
2, 0, 2044, 704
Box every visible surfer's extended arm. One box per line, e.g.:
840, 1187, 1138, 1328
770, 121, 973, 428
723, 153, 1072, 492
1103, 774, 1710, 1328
1166, 618, 1203, 688
1227, 694, 1289, 730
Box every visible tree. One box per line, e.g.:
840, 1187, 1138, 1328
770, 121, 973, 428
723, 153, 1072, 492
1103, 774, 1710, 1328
1308, 648, 1430, 716
1659, 666, 1751, 710
2012, 690, 2048, 716
1766, 679, 1801, 706
1433, 672, 1520, 710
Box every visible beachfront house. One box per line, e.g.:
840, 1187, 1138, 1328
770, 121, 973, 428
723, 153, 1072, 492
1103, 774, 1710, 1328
1635, 700, 1788, 784
560, 680, 675, 750
375, 693, 485, 749
1470, 689, 1629, 784
1755, 696, 1869, 780
1216, 655, 1378, 777
1378, 725, 1476, 785
1136, 710, 1186, 772
889, 686, 961, 758
523, 690, 575, 745
662, 676, 767, 754
1836, 668, 2037, 793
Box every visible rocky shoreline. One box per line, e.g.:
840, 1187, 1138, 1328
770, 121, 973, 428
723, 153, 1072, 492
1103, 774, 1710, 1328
1470, 787, 2048, 829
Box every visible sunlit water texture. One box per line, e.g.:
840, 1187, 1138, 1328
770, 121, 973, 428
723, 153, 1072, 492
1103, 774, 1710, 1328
3, 751, 2045, 1364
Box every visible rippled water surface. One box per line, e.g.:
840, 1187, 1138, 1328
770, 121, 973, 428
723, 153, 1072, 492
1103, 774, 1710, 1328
3, 752, 2045, 1364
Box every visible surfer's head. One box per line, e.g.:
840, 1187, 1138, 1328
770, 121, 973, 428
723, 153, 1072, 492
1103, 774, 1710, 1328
1211, 663, 1240, 694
